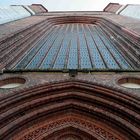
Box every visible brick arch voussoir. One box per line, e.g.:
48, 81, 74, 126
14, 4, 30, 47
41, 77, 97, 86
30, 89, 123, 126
0, 80, 139, 140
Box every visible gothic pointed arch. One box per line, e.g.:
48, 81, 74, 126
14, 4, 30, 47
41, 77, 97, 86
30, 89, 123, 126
0, 80, 139, 140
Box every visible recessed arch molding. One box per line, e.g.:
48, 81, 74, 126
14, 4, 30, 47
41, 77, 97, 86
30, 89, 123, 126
0, 80, 139, 140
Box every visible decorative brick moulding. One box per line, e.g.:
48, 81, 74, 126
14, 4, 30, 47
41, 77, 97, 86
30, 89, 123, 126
1, 16, 139, 71
0, 14, 140, 140
0, 80, 139, 140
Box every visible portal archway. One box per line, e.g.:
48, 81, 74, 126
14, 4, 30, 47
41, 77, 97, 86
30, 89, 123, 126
0, 80, 139, 140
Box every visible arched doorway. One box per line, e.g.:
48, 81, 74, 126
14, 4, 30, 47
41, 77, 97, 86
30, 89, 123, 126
0, 80, 139, 140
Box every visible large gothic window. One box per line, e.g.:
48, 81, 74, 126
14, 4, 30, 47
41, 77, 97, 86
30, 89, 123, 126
14, 23, 132, 70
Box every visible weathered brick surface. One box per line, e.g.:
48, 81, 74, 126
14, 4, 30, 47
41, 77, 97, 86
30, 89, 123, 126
0, 72, 139, 140
0, 16, 48, 40
0, 11, 140, 140
1, 12, 140, 40
0, 72, 139, 97
103, 3, 122, 13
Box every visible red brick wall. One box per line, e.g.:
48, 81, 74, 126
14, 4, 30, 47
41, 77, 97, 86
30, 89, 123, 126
29, 4, 48, 14
104, 3, 122, 13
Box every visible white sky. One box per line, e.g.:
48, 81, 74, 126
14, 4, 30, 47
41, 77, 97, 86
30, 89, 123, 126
0, 0, 140, 11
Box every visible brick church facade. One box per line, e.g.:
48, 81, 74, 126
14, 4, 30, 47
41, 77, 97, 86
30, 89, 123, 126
0, 3, 140, 140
